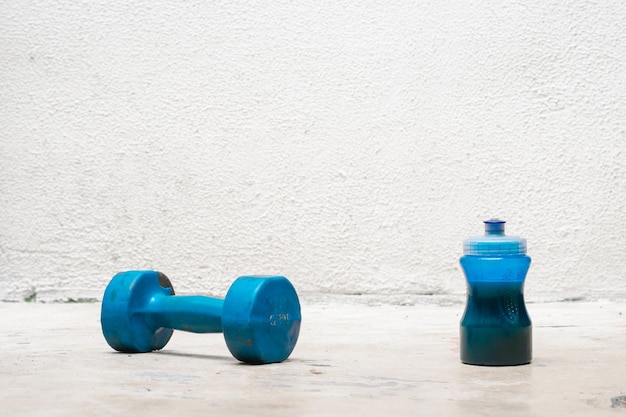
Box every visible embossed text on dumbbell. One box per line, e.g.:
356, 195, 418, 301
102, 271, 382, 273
269, 313, 291, 326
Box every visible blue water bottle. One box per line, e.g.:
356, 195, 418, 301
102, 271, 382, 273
459, 219, 532, 366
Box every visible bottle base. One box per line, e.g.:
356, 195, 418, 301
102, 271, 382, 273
460, 325, 532, 367
461, 359, 531, 367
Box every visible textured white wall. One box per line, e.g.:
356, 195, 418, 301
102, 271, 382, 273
1, 1, 625, 303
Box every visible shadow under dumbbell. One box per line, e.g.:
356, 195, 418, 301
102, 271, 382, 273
104, 350, 232, 362
154, 350, 235, 362
155, 350, 292, 365
105, 350, 295, 365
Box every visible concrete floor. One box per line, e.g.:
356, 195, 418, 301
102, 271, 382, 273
1, 297, 625, 416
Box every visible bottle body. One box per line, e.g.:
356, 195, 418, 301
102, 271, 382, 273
460, 254, 532, 366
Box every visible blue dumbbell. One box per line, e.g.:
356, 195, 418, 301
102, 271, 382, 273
100, 270, 301, 364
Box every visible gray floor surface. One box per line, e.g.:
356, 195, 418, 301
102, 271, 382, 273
1, 298, 625, 416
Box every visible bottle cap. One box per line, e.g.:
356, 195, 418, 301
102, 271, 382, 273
463, 219, 527, 255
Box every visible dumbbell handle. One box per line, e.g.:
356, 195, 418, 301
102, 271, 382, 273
143, 294, 225, 333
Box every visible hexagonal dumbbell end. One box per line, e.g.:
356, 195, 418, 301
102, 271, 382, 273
101, 270, 177, 353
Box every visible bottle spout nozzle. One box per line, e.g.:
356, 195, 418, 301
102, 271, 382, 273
484, 219, 506, 236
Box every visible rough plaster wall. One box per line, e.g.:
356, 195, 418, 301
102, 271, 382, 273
1, 1, 625, 302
